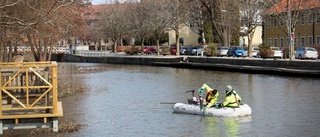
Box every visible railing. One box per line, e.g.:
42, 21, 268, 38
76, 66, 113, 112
71, 50, 122, 57
0, 61, 61, 119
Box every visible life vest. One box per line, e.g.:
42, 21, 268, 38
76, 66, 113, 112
223, 90, 240, 107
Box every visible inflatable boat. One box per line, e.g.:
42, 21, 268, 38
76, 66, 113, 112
172, 103, 252, 117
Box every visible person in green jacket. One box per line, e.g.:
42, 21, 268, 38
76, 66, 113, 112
221, 85, 242, 108
199, 84, 219, 109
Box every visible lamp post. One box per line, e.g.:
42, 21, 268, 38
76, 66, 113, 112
221, 10, 230, 47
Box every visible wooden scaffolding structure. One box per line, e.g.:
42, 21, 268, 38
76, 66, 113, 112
0, 61, 63, 134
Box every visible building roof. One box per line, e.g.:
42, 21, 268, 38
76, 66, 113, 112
265, 0, 320, 15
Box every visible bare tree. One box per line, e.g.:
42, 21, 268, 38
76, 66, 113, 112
0, 0, 86, 62
168, 0, 193, 56
126, 0, 153, 52
147, 0, 173, 55
199, 0, 229, 46
96, 1, 128, 53
266, 0, 319, 60
236, 0, 269, 57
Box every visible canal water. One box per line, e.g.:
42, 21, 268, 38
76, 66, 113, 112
57, 63, 320, 137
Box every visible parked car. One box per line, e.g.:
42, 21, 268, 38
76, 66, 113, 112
227, 46, 245, 57
143, 46, 156, 54
294, 47, 318, 60
252, 47, 260, 57
270, 47, 283, 58
196, 45, 207, 56
180, 47, 187, 55
183, 46, 193, 55
217, 46, 229, 57
186, 46, 198, 56
170, 48, 177, 55
242, 49, 248, 57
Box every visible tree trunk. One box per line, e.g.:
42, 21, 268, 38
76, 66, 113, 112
27, 34, 39, 61
0, 38, 4, 62
290, 30, 295, 60
175, 30, 180, 56
156, 39, 160, 56
248, 31, 254, 58
141, 37, 145, 54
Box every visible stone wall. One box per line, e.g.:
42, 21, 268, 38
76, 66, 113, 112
52, 54, 320, 70
57, 54, 184, 65
187, 57, 320, 70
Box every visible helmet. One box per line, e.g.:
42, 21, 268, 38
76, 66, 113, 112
225, 85, 232, 92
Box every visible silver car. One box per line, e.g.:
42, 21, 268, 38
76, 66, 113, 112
252, 47, 260, 57
217, 46, 229, 57
294, 47, 318, 60
270, 47, 283, 58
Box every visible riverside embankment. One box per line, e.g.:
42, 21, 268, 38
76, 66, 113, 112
53, 54, 320, 77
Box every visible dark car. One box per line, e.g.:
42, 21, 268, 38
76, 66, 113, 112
143, 46, 156, 54
180, 47, 187, 55
185, 46, 198, 56
227, 46, 245, 57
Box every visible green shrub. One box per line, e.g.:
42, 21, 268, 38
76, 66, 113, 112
259, 43, 274, 59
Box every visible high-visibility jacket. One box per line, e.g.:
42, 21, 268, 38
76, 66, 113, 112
222, 90, 241, 107
201, 84, 218, 108
206, 91, 219, 108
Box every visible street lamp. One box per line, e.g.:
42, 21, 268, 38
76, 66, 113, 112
221, 10, 230, 47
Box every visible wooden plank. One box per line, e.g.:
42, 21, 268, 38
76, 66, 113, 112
0, 113, 63, 119
57, 102, 63, 116
2, 106, 53, 111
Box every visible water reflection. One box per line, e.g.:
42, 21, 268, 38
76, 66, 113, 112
56, 63, 320, 137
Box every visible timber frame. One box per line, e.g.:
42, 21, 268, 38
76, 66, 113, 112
0, 61, 63, 134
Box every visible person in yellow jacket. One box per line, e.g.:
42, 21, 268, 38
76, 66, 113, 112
221, 85, 241, 108
200, 84, 219, 109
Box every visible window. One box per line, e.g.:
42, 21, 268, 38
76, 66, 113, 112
309, 13, 313, 24
61, 41, 64, 46
301, 15, 305, 25
83, 40, 87, 45
286, 37, 289, 46
267, 17, 271, 28
308, 36, 313, 46
279, 18, 284, 27
273, 18, 277, 27
179, 38, 184, 46
301, 36, 305, 46
317, 36, 320, 45
76, 40, 80, 44
267, 38, 271, 46
294, 37, 298, 47
317, 13, 320, 23
274, 38, 278, 47
280, 37, 284, 47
